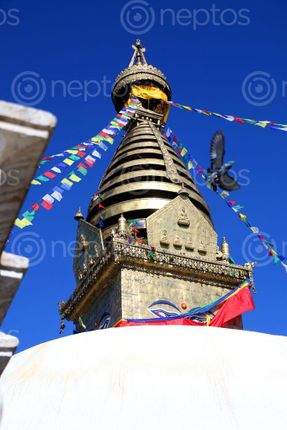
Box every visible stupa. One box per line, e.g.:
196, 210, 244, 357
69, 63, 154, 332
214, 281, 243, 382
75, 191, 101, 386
59, 40, 254, 332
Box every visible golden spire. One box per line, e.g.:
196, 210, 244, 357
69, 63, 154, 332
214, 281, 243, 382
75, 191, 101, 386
87, 41, 213, 238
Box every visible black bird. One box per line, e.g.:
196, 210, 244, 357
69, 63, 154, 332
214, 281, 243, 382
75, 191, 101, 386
207, 130, 240, 192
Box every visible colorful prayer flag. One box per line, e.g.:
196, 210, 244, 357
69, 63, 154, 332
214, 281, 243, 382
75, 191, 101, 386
63, 158, 74, 166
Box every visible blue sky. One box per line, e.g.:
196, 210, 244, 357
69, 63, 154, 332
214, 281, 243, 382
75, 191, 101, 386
1, 0, 287, 350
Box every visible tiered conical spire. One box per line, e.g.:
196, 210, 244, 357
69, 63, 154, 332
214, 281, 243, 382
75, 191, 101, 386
87, 41, 212, 237
87, 120, 212, 236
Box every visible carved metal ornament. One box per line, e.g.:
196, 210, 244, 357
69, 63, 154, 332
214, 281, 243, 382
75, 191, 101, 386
60, 239, 254, 321
149, 122, 181, 184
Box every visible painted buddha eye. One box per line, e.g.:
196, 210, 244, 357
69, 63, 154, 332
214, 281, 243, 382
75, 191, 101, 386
98, 312, 111, 329
148, 300, 181, 318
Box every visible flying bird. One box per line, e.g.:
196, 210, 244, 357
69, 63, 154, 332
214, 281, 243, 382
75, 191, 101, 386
207, 130, 240, 192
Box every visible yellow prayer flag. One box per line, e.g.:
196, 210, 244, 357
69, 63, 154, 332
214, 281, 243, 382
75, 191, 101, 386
61, 178, 73, 186
91, 137, 102, 143
15, 218, 32, 229
69, 173, 81, 183
182, 105, 193, 111
181, 148, 188, 157
256, 121, 268, 128
63, 158, 74, 166
65, 149, 78, 154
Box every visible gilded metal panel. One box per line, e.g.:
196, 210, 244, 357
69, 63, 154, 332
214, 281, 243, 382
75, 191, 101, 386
100, 171, 200, 195
108, 148, 187, 170
100, 182, 204, 204
101, 158, 191, 185
90, 198, 171, 224
114, 141, 159, 154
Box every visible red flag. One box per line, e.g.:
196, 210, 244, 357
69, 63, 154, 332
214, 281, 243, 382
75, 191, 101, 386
227, 200, 236, 206
44, 171, 56, 179
32, 203, 40, 211
77, 162, 87, 169
98, 203, 105, 209
41, 201, 53, 210
210, 286, 255, 327
197, 166, 204, 174
99, 131, 112, 139
234, 117, 245, 124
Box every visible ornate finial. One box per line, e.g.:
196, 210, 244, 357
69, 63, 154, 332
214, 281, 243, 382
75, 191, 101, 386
118, 214, 127, 236
221, 237, 230, 260
74, 207, 84, 221
129, 39, 147, 67
112, 40, 171, 112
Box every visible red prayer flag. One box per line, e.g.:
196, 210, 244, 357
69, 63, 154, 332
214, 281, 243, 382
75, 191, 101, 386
234, 117, 245, 124
197, 166, 204, 174
99, 131, 112, 139
41, 201, 53, 210
210, 286, 255, 327
43, 171, 56, 179
227, 200, 236, 206
77, 162, 87, 169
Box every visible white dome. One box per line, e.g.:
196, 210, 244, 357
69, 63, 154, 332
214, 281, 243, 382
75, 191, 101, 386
0, 326, 287, 430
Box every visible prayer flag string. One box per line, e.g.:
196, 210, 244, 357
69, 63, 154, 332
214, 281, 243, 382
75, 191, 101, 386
167, 100, 287, 132
14, 99, 140, 229
164, 126, 287, 272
